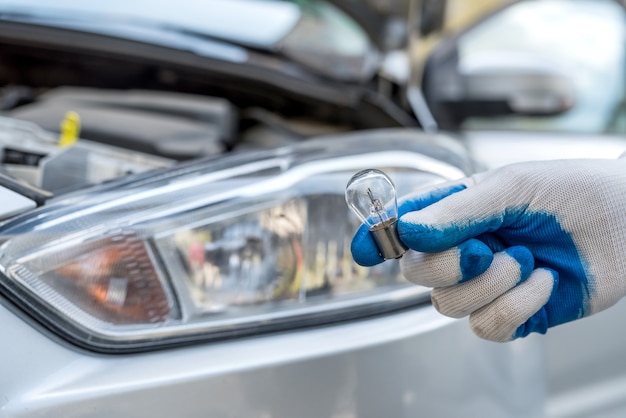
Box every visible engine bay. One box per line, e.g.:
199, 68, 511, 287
0, 22, 413, 197
0, 86, 359, 195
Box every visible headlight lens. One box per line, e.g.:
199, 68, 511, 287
0, 132, 469, 352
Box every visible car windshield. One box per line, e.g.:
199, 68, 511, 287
0, 0, 375, 81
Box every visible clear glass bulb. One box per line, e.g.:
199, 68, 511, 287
345, 169, 398, 228
345, 169, 407, 259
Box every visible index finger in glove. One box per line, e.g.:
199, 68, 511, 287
400, 238, 493, 287
431, 246, 534, 319
469, 268, 558, 342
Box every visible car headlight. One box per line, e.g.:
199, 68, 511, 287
0, 131, 470, 352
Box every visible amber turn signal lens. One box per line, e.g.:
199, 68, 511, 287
48, 233, 172, 325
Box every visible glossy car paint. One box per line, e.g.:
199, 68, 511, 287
0, 296, 545, 417
546, 299, 626, 418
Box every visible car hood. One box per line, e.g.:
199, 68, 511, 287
0, 0, 379, 82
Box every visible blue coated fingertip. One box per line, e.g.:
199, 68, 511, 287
458, 239, 494, 283
351, 224, 385, 267
513, 308, 549, 339
504, 246, 534, 284
513, 269, 559, 339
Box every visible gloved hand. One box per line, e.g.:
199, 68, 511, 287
351, 159, 626, 342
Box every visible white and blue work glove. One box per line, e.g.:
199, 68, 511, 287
351, 159, 626, 342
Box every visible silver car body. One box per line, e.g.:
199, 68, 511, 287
1, 131, 625, 418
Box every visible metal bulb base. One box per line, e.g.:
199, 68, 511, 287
370, 218, 407, 259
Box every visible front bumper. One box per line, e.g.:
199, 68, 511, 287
1, 297, 544, 418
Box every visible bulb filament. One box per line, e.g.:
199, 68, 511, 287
366, 188, 386, 225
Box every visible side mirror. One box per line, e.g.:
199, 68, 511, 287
419, 0, 626, 133
423, 48, 575, 129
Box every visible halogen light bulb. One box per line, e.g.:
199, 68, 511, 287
345, 169, 407, 260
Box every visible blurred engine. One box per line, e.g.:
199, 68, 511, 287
4, 87, 237, 159
0, 86, 349, 195
0, 114, 173, 195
